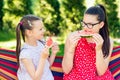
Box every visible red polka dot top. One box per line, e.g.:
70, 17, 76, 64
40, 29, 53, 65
63, 38, 114, 80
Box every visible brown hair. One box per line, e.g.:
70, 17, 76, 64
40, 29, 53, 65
16, 15, 42, 66
85, 4, 110, 58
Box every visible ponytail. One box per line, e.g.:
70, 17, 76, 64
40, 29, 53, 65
85, 4, 110, 57
16, 15, 42, 66
97, 4, 110, 58
16, 23, 21, 66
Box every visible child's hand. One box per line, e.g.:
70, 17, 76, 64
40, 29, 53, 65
51, 42, 59, 55
41, 47, 49, 59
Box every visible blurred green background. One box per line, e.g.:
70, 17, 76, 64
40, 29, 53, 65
0, 0, 120, 56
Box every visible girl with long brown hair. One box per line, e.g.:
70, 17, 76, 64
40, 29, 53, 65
62, 4, 114, 80
16, 15, 59, 80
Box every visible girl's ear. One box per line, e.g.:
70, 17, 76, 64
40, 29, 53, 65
26, 29, 32, 37
99, 21, 104, 28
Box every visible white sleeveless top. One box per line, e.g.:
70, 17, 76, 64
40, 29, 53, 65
17, 41, 54, 80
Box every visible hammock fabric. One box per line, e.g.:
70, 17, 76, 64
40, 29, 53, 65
0, 48, 63, 80
109, 46, 120, 80
0, 46, 120, 80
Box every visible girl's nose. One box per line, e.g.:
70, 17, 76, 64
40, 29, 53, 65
83, 26, 89, 30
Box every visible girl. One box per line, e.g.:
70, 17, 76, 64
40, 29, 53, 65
62, 4, 114, 80
16, 15, 59, 80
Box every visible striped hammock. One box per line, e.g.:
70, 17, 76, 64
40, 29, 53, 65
0, 46, 120, 80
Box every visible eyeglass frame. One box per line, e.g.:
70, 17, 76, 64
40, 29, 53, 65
80, 20, 101, 29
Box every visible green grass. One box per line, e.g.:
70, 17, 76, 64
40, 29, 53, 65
0, 30, 16, 41
57, 43, 64, 56
0, 39, 16, 50
0, 30, 64, 56
113, 40, 120, 47
0, 30, 119, 56
1, 39, 119, 56
0, 39, 64, 56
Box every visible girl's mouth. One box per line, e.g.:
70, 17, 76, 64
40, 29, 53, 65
80, 30, 93, 38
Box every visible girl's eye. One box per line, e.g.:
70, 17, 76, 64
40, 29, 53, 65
40, 28, 42, 30
40, 27, 43, 31
87, 24, 92, 26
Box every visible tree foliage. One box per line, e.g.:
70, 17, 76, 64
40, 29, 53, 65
0, 0, 4, 30
104, 0, 120, 38
96, 0, 120, 38
60, 0, 86, 32
42, 0, 61, 35
3, 0, 33, 30
1, 0, 120, 38
4, 0, 33, 16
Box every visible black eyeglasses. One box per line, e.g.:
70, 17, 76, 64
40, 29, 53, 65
80, 20, 101, 29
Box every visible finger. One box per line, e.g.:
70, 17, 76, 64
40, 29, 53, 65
70, 38, 81, 46
92, 34, 103, 42
69, 32, 81, 39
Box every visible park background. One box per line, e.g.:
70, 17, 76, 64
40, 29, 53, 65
0, 0, 120, 56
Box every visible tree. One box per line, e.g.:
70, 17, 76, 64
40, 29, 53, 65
22, 0, 33, 14
36, 0, 59, 35
0, 0, 4, 30
35, 0, 86, 36
96, 0, 120, 38
5, 0, 33, 16
60, 0, 86, 34
3, 0, 33, 30
45, 0, 61, 35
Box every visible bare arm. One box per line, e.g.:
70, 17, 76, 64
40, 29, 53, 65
62, 31, 81, 74
49, 42, 59, 66
21, 47, 49, 80
62, 37, 74, 74
93, 34, 113, 76
96, 39, 113, 76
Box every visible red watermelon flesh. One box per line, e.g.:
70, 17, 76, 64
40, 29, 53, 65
46, 37, 53, 47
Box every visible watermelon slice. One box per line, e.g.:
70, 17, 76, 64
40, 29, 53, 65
81, 35, 92, 38
79, 30, 93, 38
46, 37, 53, 47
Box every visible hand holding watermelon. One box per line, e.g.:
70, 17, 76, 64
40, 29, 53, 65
45, 37, 53, 48
78, 30, 93, 38
41, 37, 53, 59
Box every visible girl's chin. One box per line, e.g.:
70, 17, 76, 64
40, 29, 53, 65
38, 36, 44, 40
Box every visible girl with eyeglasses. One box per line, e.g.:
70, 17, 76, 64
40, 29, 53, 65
62, 4, 114, 80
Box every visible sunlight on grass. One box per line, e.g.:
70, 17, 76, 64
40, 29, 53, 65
0, 37, 119, 56
0, 37, 65, 56
113, 38, 120, 47
0, 36, 64, 49
0, 39, 16, 50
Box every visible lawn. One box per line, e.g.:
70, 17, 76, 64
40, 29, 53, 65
0, 38, 120, 56
0, 31, 119, 56
0, 39, 64, 56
